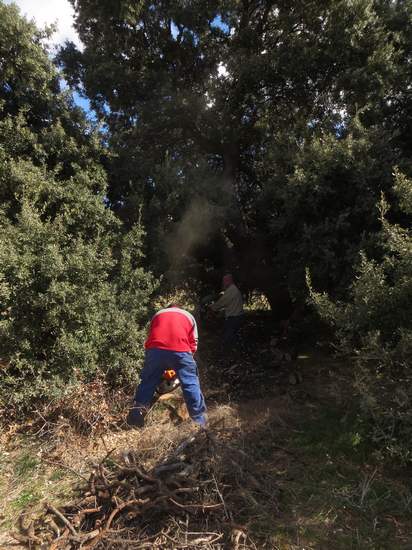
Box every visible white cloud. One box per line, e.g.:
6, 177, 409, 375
5, 0, 82, 49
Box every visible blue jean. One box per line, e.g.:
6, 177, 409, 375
132, 349, 207, 426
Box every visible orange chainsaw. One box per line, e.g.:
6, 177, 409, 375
155, 369, 180, 396
127, 370, 182, 427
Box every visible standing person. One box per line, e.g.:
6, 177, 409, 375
127, 305, 207, 428
210, 274, 244, 347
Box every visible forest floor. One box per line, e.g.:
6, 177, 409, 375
1, 312, 412, 549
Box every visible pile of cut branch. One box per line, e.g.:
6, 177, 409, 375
14, 420, 278, 549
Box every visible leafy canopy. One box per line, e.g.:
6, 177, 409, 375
60, 0, 412, 295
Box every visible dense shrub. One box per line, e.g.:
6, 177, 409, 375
0, 138, 155, 414
309, 170, 412, 462
0, 3, 156, 416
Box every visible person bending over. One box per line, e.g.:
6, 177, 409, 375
127, 305, 207, 428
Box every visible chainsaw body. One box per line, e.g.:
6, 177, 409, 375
156, 369, 180, 395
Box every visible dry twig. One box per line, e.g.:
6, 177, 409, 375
16, 424, 278, 549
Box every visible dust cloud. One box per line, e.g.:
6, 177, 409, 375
165, 197, 221, 271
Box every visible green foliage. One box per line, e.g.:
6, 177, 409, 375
0, 2, 156, 416
260, 121, 393, 292
10, 488, 41, 511
309, 170, 412, 462
14, 452, 39, 479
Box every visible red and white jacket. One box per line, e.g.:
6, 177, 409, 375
145, 307, 198, 353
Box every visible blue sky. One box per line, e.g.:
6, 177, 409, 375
72, 92, 92, 115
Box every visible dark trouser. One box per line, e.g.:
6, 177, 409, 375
130, 349, 207, 427
224, 315, 243, 348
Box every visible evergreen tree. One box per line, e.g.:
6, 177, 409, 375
60, 0, 412, 297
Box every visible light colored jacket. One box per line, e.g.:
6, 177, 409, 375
211, 284, 244, 318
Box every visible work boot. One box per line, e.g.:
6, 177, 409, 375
126, 403, 145, 428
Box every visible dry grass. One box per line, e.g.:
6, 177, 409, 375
5, 403, 282, 549
2, 344, 412, 549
